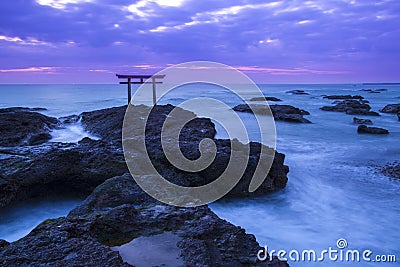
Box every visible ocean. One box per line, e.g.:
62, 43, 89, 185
0, 83, 399, 266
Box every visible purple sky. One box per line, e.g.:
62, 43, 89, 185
0, 0, 399, 83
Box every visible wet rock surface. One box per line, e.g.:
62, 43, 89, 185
323, 95, 364, 100
0, 174, 288, 266
353, 117, 373, 125
0, 105, 289, 207
286, 90, 309, 95
0, 104, 290, 266
233, 104, 311, 123
321, 100, 380, 116
0, 107, 60, 147
360, 88, 387, 93
0, 138, 127, 208
250, 96, 282, 102
381, 162, 400, 179
380, 104, 400, 114
357, 125, 389, 134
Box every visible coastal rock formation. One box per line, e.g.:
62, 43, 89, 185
0, 174, 288, 267
360, 89, 387, 93
381, 162, 400, 179
250, 96, 282, 102
0, 107, 59, 147
0, 239, 9, 250
81, 106, 126, 143
0, 138, 127, 208
321, 100, 380, 116
380, 104, 400, 114
353, 117, 373, 125
233, 104, 311, 123
323, 95, 364, 100
357, 125, 389, 134
286, 90, 309, 95
0, 105, 289, 208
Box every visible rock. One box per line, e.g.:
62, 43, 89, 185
0, 174, 288, 266
380, 104, 400, 114
323, 95, 364, 100
0, 107, 60, 147
286, 89, 309, 95
321, 100, 380, 116
357, 125, 389, 134
233, 104, 311, 123
1, 104, 289, 208
381, 162, 400, 179
0, 138, 127, 208
250, 96, 282, 102
353, 117, 373, 125
360, 89, 387, 93
397, 113, 400, 121
59, 115, 80, 124
0, 239, 9, 250
81, 106, 126, 143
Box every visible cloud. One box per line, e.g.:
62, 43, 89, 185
36, 0, 93, 9
0, 0, 399, 82
0, 66, 58, 73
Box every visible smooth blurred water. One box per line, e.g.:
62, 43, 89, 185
0, 84, 399, 266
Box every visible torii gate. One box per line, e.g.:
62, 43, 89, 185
116, 74, 165, 105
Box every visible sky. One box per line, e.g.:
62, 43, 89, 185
0, 0, 399, 83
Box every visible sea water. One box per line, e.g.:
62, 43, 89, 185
0, 84, 399, 266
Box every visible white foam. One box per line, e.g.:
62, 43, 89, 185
50, 123, 100, 143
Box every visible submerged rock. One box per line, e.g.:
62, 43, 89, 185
250, 96, 282, 102
323, 95, 364, 100
233, 104, 311, 123
286, 90, 309, 95
381, 162, 400, 179
360, 89, 387, 93
59, 114, 80, 124
0, 107, 60, 147
380, 104, 400, 114
0, 174, 288, 266
321, 100, 380, 116
357, 125, 389, 135
353, 117, 373, 125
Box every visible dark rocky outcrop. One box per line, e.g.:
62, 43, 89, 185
380, 104, 400, 114
250, 97, 282, 102
0, 107, 60, 147
360, 89, 387, 93
321, 100, 380, 116
1, 105, 289, 208
353, 117, 373, 125
286, 90, 309, 95
0, 138, 127, 208
381, 162, 400, 179
357, 125, 389, 134
81, 106, 126, 143
233, 104, 311, 123
0, 104, 291, 266
0, 239, 9, 250
323, 95, 364, 100
0, 174, 288, 266
59, 115, 80, 124
398, 113, 400, 121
